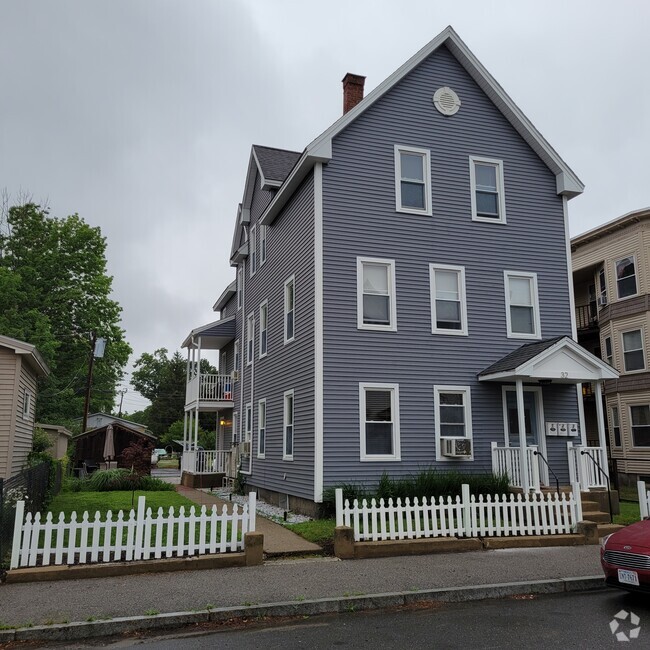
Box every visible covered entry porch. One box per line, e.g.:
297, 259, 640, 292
480, 336, 618, 492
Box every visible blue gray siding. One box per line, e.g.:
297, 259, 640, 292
239, 168, 316, 501
321, 44, 579, 489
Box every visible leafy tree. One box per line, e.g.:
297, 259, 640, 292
131, 348, 216, 437
0, 202, 131, 423
162, 419, 215, 450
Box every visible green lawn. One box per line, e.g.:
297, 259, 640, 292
157, 458, 180, 469
48, 490, 200, 518
286, 519, 336, 547
614, 500, 641, 526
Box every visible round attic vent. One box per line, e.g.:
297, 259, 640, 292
433, 87, 461, 116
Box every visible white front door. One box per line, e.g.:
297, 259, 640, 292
503, 387, 549, 486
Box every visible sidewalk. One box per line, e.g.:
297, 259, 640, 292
175, 485, 322, 555
0, 545, 603, 629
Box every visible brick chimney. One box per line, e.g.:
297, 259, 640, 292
342, 73, 366, 114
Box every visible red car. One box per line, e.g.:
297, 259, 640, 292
601, 519, 650, 594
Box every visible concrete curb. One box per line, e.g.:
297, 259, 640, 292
0, 576, 607, 643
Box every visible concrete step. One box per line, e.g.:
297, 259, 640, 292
582, 511, 612, 524
597, 523, 625, 537
580, 500, 601, 511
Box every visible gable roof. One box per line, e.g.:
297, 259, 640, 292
479, 336, 618, 383
261, 25, 583, 226
0, 334, 50, 377
252, 145, 301, 188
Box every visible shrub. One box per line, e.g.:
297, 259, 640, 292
64, 469, 175, 492
119, 439, 154, 477
32, 428, 53, 453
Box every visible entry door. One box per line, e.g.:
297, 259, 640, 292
504, 390, 539, 447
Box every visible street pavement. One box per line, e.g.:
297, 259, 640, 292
0, 545, 603, 628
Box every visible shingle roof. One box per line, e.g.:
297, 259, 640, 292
478, 336, 567, 377
252, 145, 301, 184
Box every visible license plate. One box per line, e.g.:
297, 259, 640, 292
618, 569, 640, 586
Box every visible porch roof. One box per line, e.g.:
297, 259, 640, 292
181, 315, 236, 350
478, 336, 619, 383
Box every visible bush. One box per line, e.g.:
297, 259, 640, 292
32, 428, 53, 453
119, 439, 154, 477
64, 469, 176, 493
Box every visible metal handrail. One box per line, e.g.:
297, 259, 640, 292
533, 450, 560, 494
580, 450, 613, 524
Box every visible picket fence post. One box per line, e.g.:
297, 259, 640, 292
335, 488, 343, 526
133, 496, 146, 561
639, 481, 649, 519
572, 482, 583, 527
10, 500, 26, 569
461, 484, 471, 537
248, 492, 257, 532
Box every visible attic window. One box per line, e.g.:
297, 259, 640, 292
433, 87, 461, 116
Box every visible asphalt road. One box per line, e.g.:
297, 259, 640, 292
100, 590, 650, 649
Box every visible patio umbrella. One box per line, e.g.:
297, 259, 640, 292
103, 424, 116, 461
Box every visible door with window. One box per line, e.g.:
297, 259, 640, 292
503, 388, 548, 485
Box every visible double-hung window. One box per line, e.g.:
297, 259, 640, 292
611, 406, 621, 447
233, 340, 240, 375
258, 399, 266, 457
357, 257, 397, 331
430, 264, 467, 335
504, 271, 540, 339
22, 389, 32, 420
470, 157, 506, 223
245, 403, 252, 447
232, 411, 239, 444
246, 314, 254, 365
616, 256, 637, 299
394, 146, 431, 215
434, 386, 472, 459
284, 276, 295, 343
622, 329, 644, 372
359, 383, 400, 461
260, 225, 267, 266
259, 301, 268, 358
598, 266, 608, 305
250, 225, 257, 276
283, 390, 294, 460
630, 405, 650, 447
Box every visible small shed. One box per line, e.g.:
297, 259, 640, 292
72, 422, 156, 471
36, 423, 73, 460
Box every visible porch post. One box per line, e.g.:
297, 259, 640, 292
194, 406, 199, 449
516, 379, 530, 493
594, 380, 609, 478
186, 347, 191, 383
197, 337, 202, 382
183, 411, 188, 450
187, 410, 193, 450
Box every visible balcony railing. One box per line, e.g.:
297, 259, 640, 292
181, 449, 232, 475
186, 374, 233, 404
567, 442, 608, 490
575, 304, 598, 331
491, 443, 540, 491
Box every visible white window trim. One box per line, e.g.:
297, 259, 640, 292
504, 270, 541, 340
615, 254, 639, 301
233, 340, 240, 376
610, 405, 622, 448
469, 156, 506, 224
394, 145, 432, 216
283, 389, 294, 461
237, 266, 242, 310
434, 385, 473, 462
245, 402, 252, 443
429, 263, 468, 336
259, 300, 268, 359
628, 404, 650, 449
246, 313, 255, 366
257, 398, 266, 458
357, 257, 397, 332
603, 334, 613, 366
260, 225, 267, 267
249, 225, 257, 277
621, 327, 646, 374
359, 382, 401, 462
22, 389, 32, 420
284, 275, 295, 344
232, 411, 239, 444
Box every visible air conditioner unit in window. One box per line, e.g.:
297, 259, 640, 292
232, 370, 240, 381
598, 296, 608, 307
241, 441, 251, 455
441, 438, 472, 458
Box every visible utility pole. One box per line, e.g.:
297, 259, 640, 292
117, 388, 127, 418
82, 333, 97, 433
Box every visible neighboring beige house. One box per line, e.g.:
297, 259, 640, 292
77, 413, 152, 436
0, 335, 50, 479
572, 207, 650, 487
36, 423, 73, 459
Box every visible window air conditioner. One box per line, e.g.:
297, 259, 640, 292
232, 370, 240, 381
441, 438, 472, 458
241, 441, 251, 455
598, 296, 608, 307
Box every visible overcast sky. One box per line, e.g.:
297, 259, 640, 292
1, 1, 648, 414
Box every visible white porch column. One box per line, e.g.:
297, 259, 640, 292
194, 406, 199, 449
197, 337, 202, 385
183, 411, 188, 450
186, 347, 191, 383
516, 379, 530, 493
594, 380, 609, 478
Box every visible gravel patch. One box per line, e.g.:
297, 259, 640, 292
208, 488, 311, 524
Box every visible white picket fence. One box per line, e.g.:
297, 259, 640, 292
10, 493, 256, 569
638, 480, 650, 519
335, 484, 583, 542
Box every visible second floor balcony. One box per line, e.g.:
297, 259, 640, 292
185, 373, 234, 409
575, 303, 599, 332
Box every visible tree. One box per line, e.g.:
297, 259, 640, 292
0, 202, 131, 424
131, 348, 216, 437
162, 420, 214, 450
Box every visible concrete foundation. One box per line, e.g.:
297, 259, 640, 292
180, 471, 225, 489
